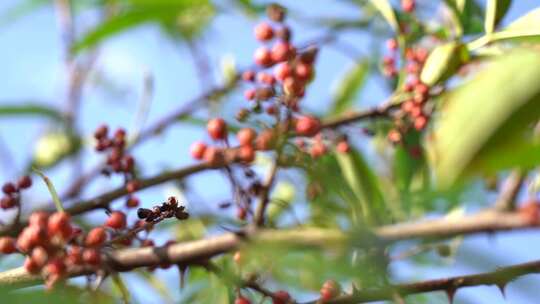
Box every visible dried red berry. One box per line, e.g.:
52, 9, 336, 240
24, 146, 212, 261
86, 227, 107, 247
0, 196, 16, 209
126, 196, 140, 208
17, 175, 32, 189
45, 258, 66, 277
2, 182, 17, 195
30, 246, 48, 268
94, 124, 108, 140
29, 212, 48, 228
207, 118, 228, 140
203, 147, 225, 166
190, 141, 207, 160
401, 0, 415, 13
386, 38, 398, 51
67, 246, 83, 265
320, 280, 341, 301
310, 141, 327, 158
106, 211, 127, 230
244, 88, 256, 101
336, 141, 350, 154
295, 62, 312, 81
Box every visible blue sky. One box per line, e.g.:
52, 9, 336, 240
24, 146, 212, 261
1, 1, 540, 303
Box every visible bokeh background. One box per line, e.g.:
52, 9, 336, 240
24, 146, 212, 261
0, 1, 539, 303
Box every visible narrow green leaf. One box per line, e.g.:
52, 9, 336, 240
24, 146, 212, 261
330, 61, 369, 115
420, 42, 468, 86
0, 103, 65, 122
429, 49, 540, 188
111, 273, 130, 304
369, 0, 398, 32
33, 168, 64, 212
470, 7, 540, 49
484, 0, 512, 34
336, 150, 386, 225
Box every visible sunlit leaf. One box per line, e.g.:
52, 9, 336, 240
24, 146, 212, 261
420, 42, 468, 86
429, 49, 540, 187
484, 0, 512, 34
369, 0, 398, 32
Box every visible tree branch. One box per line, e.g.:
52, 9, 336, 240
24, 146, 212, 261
0, 210, 537, 289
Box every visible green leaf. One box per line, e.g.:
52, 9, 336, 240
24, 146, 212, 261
369, 0, 398, 32
443, 0, 484, 36
73, 1, 213, 53
0, 103, 65, 123
111, 273, 130, 304
330, 60, 369, 115
469, 7, 540, 49
429, 49, 540, 188
336, 150, 387, 225
484, 0, 512, 34
420, 42, 468, 86
33, 168, 64, 212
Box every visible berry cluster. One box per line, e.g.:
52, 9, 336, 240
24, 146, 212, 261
1, 175, 32, 210
0, 211, 103, 289
94, 124, 140, 208
137, 196, 189, 223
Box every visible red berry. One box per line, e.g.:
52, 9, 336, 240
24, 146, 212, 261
295, 115, 321, 137
24, 257, 40, 274
238, 145, 256, 163
401, 0, 415, 13
141, 239, 155, 247
254, 46, 273, 67
2, 182, 16, 195
122, 155, 135, 172
415, 48, 429, 63
415, 83, 429, 95
242, 70, 256, 82
283, 77, 304, 97
386, 38, 398, 51
255, 130, 275, 151
235, 297, 251, 304
126, 196, 140, 208
45, 258, 66, 277
310, 141, 327, 158
203, 147, 225, 166
254, 22, 274, 41
67, 246, 83, 265
244, 88, 256, 101
17, 175, 32, 189
274, 63, 292, 82
86, 227, 107, 247
48, 212, 72, 240
237, 128, 257, 146
388, 130, 402, 143
207, 118, 228, 140
256, 72, 275, 85
28, 212, 47, 228
94, 124, 108, 140
30, 246, 48, 268
295, 62, 312, 81
414, 115, 428, 130
320, 280, 341, 300
106, 211, 127, 230
190, 141, 207, 160
271, 41, 294, 63
0, 196, 16, 209
83, 248, 101, 265
336, 141, 350, 153
0, 237, 16, 254
272, 290, 291, 304
126, 180, 140, 193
